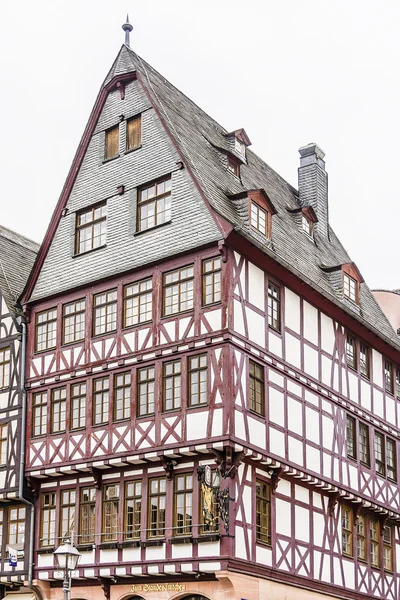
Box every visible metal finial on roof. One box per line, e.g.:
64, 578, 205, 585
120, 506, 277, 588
122, 14, 133, 47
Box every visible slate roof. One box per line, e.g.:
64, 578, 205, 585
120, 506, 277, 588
115, 46, 400, 349
0, 225, 39, 316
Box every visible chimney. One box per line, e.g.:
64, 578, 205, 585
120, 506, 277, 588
298, 143, 329, 239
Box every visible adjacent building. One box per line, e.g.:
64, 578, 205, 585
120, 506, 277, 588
0, 225, 38, 597
19, 33, 400, 600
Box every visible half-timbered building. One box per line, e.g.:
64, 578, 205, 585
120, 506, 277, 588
0, 225, 38, 597
20, 27, 400, 600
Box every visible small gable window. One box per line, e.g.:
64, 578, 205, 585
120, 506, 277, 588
302, 214, 313, 236
343, 273, 357, 303
126, 114, 141, 151
227, 156, 240, 177
234, 137, 246, 157
138, 177, 172, 232
251, 202, 268, 237
104, 124, 119, 160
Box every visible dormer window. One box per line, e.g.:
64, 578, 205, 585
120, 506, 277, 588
251, 202, 268, 236
227, 156, 240, 177
302, 214, 313, 236
344, 273, 357, 303
234, 137, 246, 157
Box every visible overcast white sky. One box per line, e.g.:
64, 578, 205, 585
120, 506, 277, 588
1, 0, 399, 290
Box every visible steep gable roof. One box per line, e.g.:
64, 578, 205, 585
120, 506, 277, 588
22, 44, 399, 352
0, 225, 39, 316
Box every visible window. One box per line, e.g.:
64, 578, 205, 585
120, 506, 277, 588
0, 348, 10, 389
93, 377, 109, 425
103, 484, 119, 542
80, 487, 96, 544
60, 489, 76, 539
8, 507, 25, 546
163, 265, 194, 316
227, 156, 240, 177
268, 283, 281, 331
104, 124, 119, 160
346, 334, 357, 370
62, 299, 85, 344
343, 273, 357, 303
32, 392, 47, 437
302, 214, 313, 237
114, 372, 131, 421
0, 424, 7, 465
384, 361, 393, 394
71, 382, 86, 430
356, 514, 366, 561
370, 519, 379, 567
234, 137, 245, 156
359, 423, 370, 466
174, 474, 193, 536
386, 438, 396, 481
256, 480, 271, 544
188, 354, 208, 406
374, 432, 385, 476
124, 481, 142, 540
251, 202, 268, 237
396, 368, 400, 398
202, 257, 221, 306
51, 387, 66, 434
40, 492, 56, 547
346, 416, 356, 459
93, 289, 117, 336
123, 279, 152, 327
341, 506, 353, 556
35, 308, 57, 352
138, 177, 172, 232
137, 366, 155, 416
383, 525, 393, 571
75, 203, 107, 255
249, 360, 265, 416
163, 360, 181, 411
360, 344, 370, 378
148, 478, 166, 538
126, 114, 141, 150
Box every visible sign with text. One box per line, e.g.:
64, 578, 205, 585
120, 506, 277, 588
131, 583, 187, 593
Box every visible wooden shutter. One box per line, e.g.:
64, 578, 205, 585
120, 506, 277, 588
105, 125, 119, 159
127, 115, 141, 150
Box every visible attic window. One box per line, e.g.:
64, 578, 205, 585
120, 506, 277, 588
105, 125, 119, 160
302, 214, 313, 237
251, 202, 268, 237
344, 273, 357, 303
234, 138, 246, 157
227, 156, 240, 177
126, 114, 141, 151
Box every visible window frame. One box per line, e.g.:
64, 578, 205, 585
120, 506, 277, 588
202, 257, 222, 306
162, 264, 194, 317
383, 524, 393, 572
35, 308, 57, 353
359, 422, 370, 467
162, 360, 181, 412
32, 392, 48, 437
7, 506, 25, 547
384, 360, 394, 395
137, 365, 155, 417
356, 513, 366, 562
256, 479, 271, 545
173, 473, 193, 536
346, 415, 356, 460
346, 334, 357, 370
40, 492, 56, 548
147, 477, 166, 538
341, 505, 353, 557
102, 483, 120, 542
343, 272, 358, 304
79, 487, 96, 544
0, 348, 10, 389
0, 424, 7, 465
124, 480, 142, 540
70, 382, 86, 430
227, 156, 240, 177
75, 202, 107, 256
123, 278, 153, 328
50, 387, 67, 434
92, 289, 118, 337
267, 282, 281, 332
250, 201, 269, 237
60, 489, 76, 541
92, 377, 110, 426
359, 343, 370, 379
137, 176, 172, 232
188, 354, 208, 407
249, 360, 265, 417
62, 299, 86, 345
374, 431, 386, 477
114, 372, 131, 422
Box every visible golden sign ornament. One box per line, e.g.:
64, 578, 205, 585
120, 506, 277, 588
131, 583, 187, 593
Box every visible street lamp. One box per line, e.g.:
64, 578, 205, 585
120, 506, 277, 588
54, 538, 81, 600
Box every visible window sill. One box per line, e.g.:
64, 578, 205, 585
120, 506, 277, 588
119, 540, 141, 548
168, 536, 192, 545
192, 534, 220, 544
76, 543, 94, 551
249, 409, 265, 419
72, 245, 106, 259
187, 403, 208, 410
202, 301, 222, 310
102, 155, 120, 164
92, 328, 117, 340
37, 547, 55, 555
134, 220, 172, 237
34, 347, 57, 356
268, 325, 281, 335
98, 542, 118, 549
123, 320, 152, 331
141, 539, 165, 547
256, 540, 272, 548
61, 338, 85, 348
125, 145, 142, 155
162, 308, 194, 320
136, 413, 155, 420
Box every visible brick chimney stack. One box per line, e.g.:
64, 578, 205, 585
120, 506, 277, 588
298, 143, 329, 239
